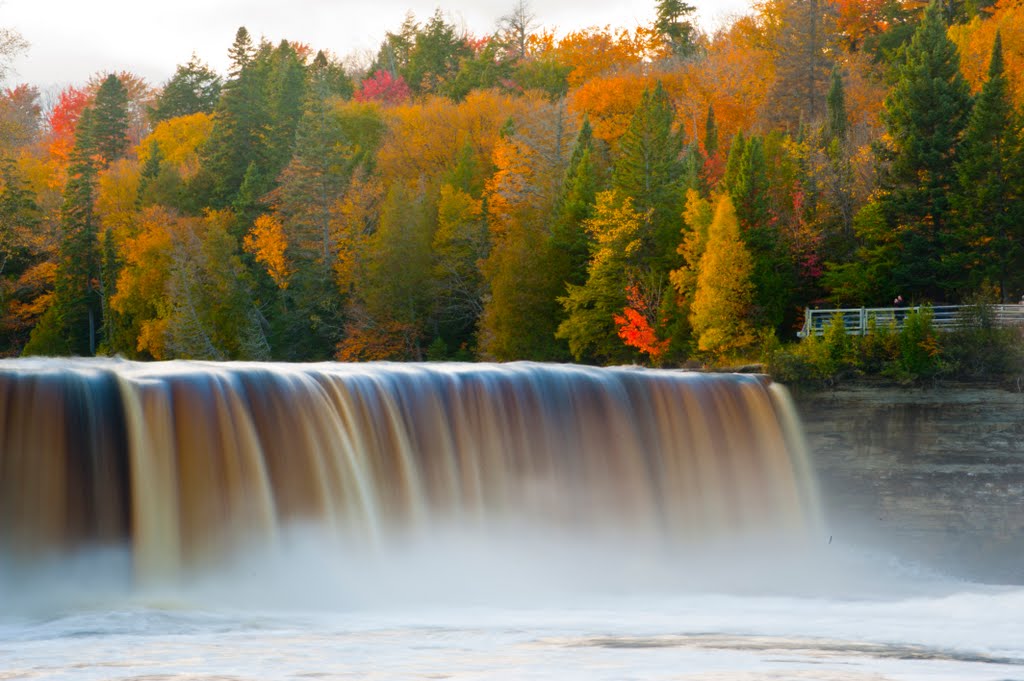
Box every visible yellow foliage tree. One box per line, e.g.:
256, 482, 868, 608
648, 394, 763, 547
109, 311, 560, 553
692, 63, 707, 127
137, 112, 214, 179
243, 213, 292, 289
950, 0, 1024, 106
689, 194, 756, 362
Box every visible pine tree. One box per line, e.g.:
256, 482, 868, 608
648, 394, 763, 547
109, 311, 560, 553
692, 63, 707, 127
612, 82, 684, 273
550, 117, 602, 291
767, 0, 838, 132
825, 64, 847, 145
876, 0, 972, 299
150, 54, 223, 123
90, 74, 129, 167
193, 27, 272, 209
704, 103, 718, 159
729, 135, 796, 332
952, 32, 1024, 301
25, 108, 102, 355
654, 0, 699, 58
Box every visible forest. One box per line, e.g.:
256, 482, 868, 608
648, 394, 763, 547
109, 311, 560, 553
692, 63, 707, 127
0, 0, 1021, 367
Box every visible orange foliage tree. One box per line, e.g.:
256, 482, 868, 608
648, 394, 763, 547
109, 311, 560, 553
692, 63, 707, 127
951, 0, 1024, 106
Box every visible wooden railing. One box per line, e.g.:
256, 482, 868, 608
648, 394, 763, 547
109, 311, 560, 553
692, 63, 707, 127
798, 304, 1024, 337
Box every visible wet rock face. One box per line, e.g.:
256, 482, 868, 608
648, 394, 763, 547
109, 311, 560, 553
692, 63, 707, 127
795, 382, 1024, 584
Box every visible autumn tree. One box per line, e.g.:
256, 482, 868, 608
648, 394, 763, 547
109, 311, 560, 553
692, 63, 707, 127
355, 70, 412, 106
0, 85, 41, 151
557, 191, 648, 363
479, 100, 575, 361
765, 0, 839, 132
338, 182, 434, 360
689, 194, 756, 362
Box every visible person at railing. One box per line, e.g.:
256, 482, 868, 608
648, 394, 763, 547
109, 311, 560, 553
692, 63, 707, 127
894, 294, 907, 321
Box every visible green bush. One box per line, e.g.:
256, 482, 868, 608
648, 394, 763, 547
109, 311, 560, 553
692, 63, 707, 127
887, 306, 944, 381
943, 297, 1023, 377
857, 314, 898, 373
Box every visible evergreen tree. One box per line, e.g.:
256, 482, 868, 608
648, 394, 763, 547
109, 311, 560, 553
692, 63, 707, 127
876, 0, 972, 299
404, 9, 472, 96
556, 191, 646, 363
90, 74, 129, 167
654, 0, 700, 58
951, 32, 1024, 301
822, 64, 855, 245
549, 117, 602, 291
703, 103, 718, 158
768, 0, 838, 131
723, 130, 745, 189
612, 82, 684, 273
193, 27, 272, 209
825, 64, 847, 145
729, 135, 795, 332
0, 157, 42, 353
26, 109, 102, 355
150, 54, 223, 123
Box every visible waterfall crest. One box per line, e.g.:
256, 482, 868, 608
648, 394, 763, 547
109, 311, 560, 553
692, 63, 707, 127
0, 360, 819, 577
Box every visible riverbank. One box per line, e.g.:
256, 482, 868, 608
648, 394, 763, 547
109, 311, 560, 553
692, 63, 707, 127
794, 379, 1024, 584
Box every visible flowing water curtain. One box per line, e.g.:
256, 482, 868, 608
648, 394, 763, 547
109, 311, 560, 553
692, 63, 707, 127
0, 360, 821, 577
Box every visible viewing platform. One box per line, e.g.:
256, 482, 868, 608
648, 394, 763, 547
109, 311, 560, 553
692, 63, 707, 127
798, 304, 1024, 338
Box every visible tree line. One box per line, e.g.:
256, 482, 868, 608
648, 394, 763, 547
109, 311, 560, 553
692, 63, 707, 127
0, 0, 1021, 365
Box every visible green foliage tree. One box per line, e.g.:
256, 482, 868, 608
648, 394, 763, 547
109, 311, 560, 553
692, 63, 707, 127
557, 191, 647, 363
405, 9, 472, 96
654, 0, 700, 58
91, 74, 130, 166
150, 54, 223, 123
612, 82, 684, 273
0, 157, 42, 353
951, 32, 1024, 301
875, 0, 972, 300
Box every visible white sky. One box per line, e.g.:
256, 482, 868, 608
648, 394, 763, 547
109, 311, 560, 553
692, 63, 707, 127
1, 0, 752, 94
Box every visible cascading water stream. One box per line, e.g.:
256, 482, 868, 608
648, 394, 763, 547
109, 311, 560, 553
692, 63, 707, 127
0, 359, 820, 583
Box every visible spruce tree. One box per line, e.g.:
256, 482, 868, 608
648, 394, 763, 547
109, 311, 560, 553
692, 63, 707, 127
612, 82, 684, 273
728, 135, 796, 333
194, 27, 271, 209
550, 117, 601, 291
26, 108, 102, 355
150, 54, 222, 123
703, 103, 718, 159
825, 64, 847, 145
876, 0, 972, 299
952, 32, 1024, 301
768, 0, 838, 131
654, 0, 699, 58
90, 74, 129, 167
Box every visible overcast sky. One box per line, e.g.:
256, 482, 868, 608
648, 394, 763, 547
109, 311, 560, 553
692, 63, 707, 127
1, 0, 752, 93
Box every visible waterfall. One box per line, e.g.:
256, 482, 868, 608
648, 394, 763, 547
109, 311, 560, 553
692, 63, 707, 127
0, 359, 819, 579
